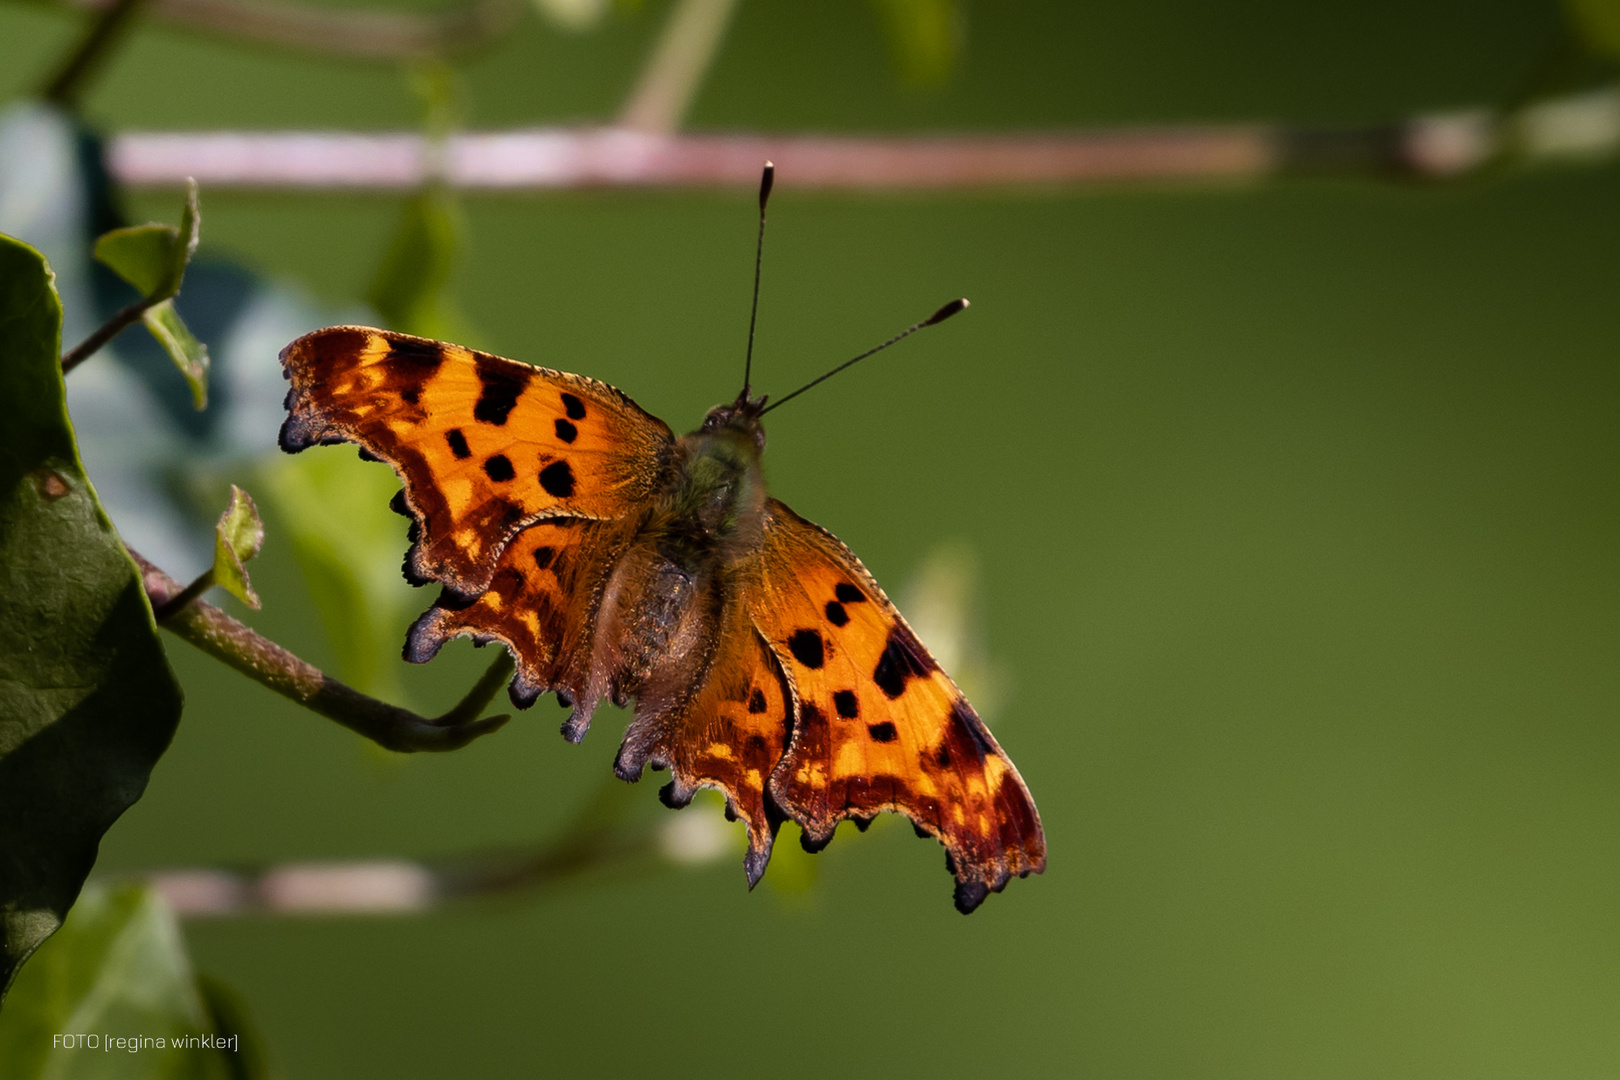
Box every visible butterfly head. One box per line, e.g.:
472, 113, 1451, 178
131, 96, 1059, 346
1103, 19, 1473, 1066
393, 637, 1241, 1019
699, 392, 769, 453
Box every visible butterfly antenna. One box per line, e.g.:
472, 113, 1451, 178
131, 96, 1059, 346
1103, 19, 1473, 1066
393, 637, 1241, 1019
760, 298, 970, 416
741, 161, 775, 400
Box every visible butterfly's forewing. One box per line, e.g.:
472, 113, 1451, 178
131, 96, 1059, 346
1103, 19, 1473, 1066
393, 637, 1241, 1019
404, 517, 639, 707
614, 583, 794, 885
280, 327, 675, 596
752, 500, 1046, 912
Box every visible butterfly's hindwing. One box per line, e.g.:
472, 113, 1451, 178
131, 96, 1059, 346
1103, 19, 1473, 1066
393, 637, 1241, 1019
613, 577, 794, 885
404, 516, 640, 709
752, 500, 1046, 912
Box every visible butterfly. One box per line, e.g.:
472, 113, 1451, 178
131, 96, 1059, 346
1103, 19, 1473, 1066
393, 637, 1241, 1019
277, 166, 1044, 912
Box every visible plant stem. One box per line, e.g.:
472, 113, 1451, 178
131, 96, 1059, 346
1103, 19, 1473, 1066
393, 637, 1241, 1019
41, 0, 146, 109
129, 547, 512, 752
152, 567, 214, 621
60, 298, 150, 374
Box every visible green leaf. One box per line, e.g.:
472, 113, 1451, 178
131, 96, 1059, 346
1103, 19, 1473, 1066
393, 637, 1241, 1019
257, 452, 418, 701
141, 298, 210, 410
869, 0, 964, 85
0, 235, 183, 1002
211, 486, 264, 610
367, 186, 474, 343
0, 884, 242, 1079
95, 224, 182, 298
92, 179, 200, 303
1565, 0, 1620, 58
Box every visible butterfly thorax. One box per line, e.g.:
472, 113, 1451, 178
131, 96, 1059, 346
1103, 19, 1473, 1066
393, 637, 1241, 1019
655, 412, 767, 570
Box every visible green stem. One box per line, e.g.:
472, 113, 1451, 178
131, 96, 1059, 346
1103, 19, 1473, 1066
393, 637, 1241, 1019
129, 547, 512, 753
41, 0, 146, 109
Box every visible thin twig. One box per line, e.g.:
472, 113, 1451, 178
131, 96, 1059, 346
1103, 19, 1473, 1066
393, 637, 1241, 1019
151, 567, 214, 621
129, 547, 512, 752
59, 297, 149, 374
40, 0, 146, 107
617, 0, 742, 135
39, 0, 523, 61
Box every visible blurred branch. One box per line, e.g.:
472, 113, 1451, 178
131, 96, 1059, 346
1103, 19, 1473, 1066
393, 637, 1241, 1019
139, 776, 687, 917
34, 0, 523, 60
617, 0, 741, 135
128, 547, 513, 752
39, 0, 145, 107
102, 85, 1620, 191
59, 294, 150, 372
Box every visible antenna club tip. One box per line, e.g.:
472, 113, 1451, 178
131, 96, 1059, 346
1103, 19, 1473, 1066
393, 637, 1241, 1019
924, 298, 970, 326
759, 162, 776, 210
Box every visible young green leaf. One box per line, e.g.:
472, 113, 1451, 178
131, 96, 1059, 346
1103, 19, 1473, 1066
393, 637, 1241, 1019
142, 298, 210, 409
92, 178, 200, 303
0, 884, 251, 1079
212, 485, 264, 609
0, 235, 183, 1002
94, 223, 182, 298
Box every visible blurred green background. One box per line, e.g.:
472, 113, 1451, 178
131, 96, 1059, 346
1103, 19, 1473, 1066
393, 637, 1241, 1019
4, 0, 1619, 1076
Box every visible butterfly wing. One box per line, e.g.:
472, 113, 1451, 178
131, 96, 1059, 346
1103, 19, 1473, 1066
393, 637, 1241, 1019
403, 516, 640, 708
612, 575, 794, 885
280, 326, 675, 596
752, 500, 1046, 913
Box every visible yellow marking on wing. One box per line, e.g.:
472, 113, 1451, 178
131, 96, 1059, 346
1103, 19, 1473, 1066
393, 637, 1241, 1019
705, 742, 734, 760
444, 478, 474, 518
835, 738, 866, 777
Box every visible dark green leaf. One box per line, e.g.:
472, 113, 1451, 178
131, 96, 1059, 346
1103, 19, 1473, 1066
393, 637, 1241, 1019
212, 485, 263, 610
0, 884, 240, 1079
0, 235, 183, 1002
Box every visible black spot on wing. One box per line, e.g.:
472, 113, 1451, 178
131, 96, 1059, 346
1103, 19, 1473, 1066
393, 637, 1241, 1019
357, 446, 382, 462
472, 357, 530, 425
539, 460, 575, 498
484, 454, 516, 482
532, 545, 556, 571
387, 337, 445, 369
401, 386, 420, 405
949, 698, 994, 762
748, 688, 767, 713
560, 392, 587, 420
788, 629, 824, 669
873, 626, 934, 699
835, 582, 865, 604
824, 601, 849, 627
554, 418, 578, 443
833, 690, 859, 719
867, 722, 897, 743
445, 429, 471, 459
389, 489, 410, 517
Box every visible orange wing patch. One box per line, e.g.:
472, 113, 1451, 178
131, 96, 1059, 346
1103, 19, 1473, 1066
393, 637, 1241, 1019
280, 326, 674, 595
752, 500, 1045, 913
614, 587, 793, 886
404, 516, 638, 708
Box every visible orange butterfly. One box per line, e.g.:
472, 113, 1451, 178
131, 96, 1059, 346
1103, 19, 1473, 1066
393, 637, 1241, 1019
278, 166, 1044, 912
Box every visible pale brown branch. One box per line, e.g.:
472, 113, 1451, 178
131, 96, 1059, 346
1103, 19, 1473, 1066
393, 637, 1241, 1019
36, 0, 523, 60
